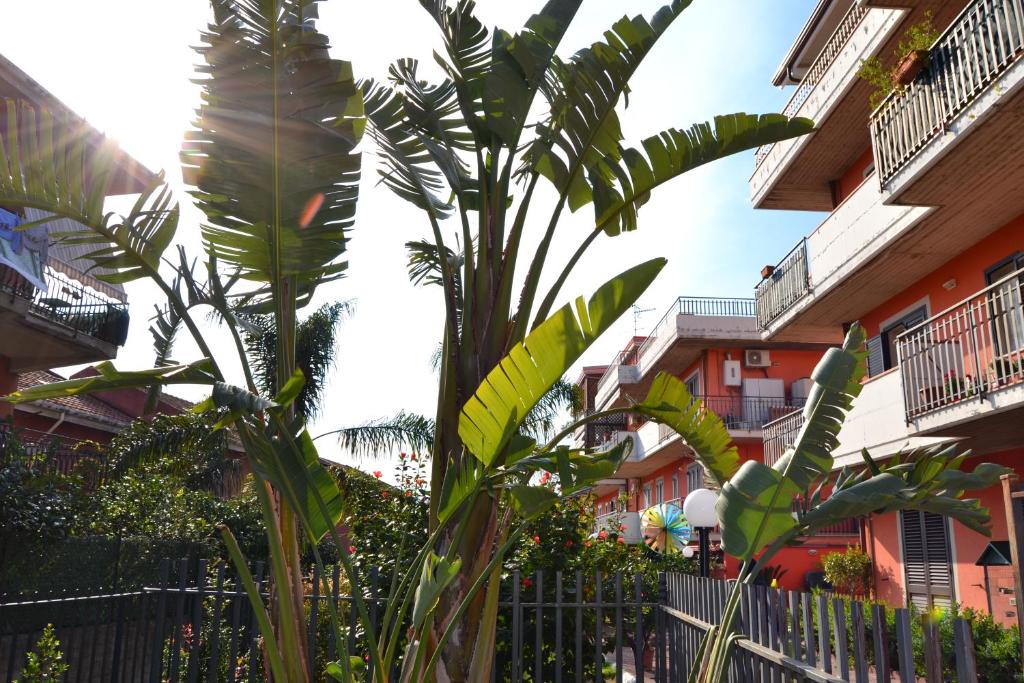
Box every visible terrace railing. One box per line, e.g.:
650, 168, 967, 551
871, 0, 1024, 184
762, 408, 805, 468
700, 395, 805, 432
755, 3, 869, 166
755, 239, 810, 330
897, 266, 1024, 420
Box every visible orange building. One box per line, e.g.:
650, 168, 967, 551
751, 0, 1024, 626
575, 297, 853, 591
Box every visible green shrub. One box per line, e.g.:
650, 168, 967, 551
15, 624, 67, 683
858, 11, 941, 108
821, 545, 872, 598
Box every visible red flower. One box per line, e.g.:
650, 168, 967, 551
410, 454, 417, 461
522, 577, 533, 589
348, 545, 356, 554
598, 530, 608, 541
399, 452, 406, 459
382, 491, 389, 499
373, 470, 382, 478
533, 535, 541, 545
404, 491, 412, 497
565, 540, 574, 548
584, 540, 592, 548
619, 524, 627, 532
539, 471, 552, 485
617, 537, 625, 544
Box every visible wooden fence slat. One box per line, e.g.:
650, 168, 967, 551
871, 603, 889, 683
817, 593, 832, 675
833, 598, 850, 682
851, 601, 868, 683
923, 613, 942, 682
802, 592, 816, 668
954, 617, 979, 683
894, 608, 914, 683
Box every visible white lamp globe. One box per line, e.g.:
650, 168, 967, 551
683, 488, 718, 528
682, 546, 695, 559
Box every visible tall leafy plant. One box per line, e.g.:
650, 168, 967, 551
1, 0, 816, 680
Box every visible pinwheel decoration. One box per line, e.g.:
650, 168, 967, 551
642, 503, 691, 554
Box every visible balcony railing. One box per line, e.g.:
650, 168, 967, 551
755, 239, 810, 330
871, 0, 1024, 184
1, 264, 130, 346
581, 413, 629, 449
763, 408, 805, 468
897, 266, 1024, 420
700, 395, 805, 432
755, 3, 870, 166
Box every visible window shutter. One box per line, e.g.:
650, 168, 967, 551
901, 510, 953, 609
866, 334, 885, 377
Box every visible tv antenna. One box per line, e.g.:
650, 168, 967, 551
632, 305, 655, 335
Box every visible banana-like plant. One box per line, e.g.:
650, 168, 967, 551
1, 0, 818, 680
663, 324, 1010, 683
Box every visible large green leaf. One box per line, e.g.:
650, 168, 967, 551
459, 258, 666, 466
0, 102, 177, 285
2, 359, 216, 404
717, 324, 866, 560
523, 1, 693, 209
412, 552, 462, 631
508, 485, 559, 520
592, 114, 814, 235
632, 373, 739, 489
182, 0, 363, 298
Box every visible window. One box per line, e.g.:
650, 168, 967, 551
643, 484, 652, 508
862, 161, 876, 179
686, 463, 704, 495
867, 306, 927, 376
683, 371, 701, 400
655, 479, 664, 504
986, 254, 1024, 362
671, 474, 679, 501
900, 510, 954, 611
609, 499, 616, 513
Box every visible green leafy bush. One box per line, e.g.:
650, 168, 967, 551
821, 545, 872, 597
858, 11, 941, 108
15, 624, 67, 683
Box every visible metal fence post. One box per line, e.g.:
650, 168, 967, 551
656, 573, 667, 683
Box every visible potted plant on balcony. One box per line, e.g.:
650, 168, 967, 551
993, 357, 1022, 384
859, 11, 941, 108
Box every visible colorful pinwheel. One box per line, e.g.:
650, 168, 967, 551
642, 503, 692, 554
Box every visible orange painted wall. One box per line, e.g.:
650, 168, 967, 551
861, 214, 1024, 337
677, 348, 822, 399
835, 147, 874, 205
723, 541, 855, 592
866, 449, 1024, 626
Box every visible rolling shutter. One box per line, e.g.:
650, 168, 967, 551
901, 510, 953, 610
865, 335, 885, 378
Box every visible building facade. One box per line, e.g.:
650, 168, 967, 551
752, 0, 1024, 625
576, 297, 855, 591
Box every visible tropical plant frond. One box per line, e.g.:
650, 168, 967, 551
321, 411, 436, 459
406, 240, 463, 288
632, 373, 740, 489
418, 0, 492, 130
182, 0, 363, 292
801, 446, 1010, 537
1, 359, 217, 405
362, 74, 454, 217
459, 258, 665, 467
388, 60, 475, 153
520, 377, 581, 440
521, 1, 693, 208
717, 324, 867, 561
592, 114, 814, 235
145, 271, 186, 412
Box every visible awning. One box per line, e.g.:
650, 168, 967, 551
0, 209, 46, 291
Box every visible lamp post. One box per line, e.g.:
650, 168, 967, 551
683, 488, 718, 578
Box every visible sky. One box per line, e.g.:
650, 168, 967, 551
1, 0, 825, 475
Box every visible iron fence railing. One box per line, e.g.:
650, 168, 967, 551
755, 3, 869, 166
0, 263, 130, 346
0, 426, 108, 477
871, 0, 1024, 183
762, 408, 805, 469
755, 239, 810, 330
897, 266, 1024, 420
699, 395, 806, 432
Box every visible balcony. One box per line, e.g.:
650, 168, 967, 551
0, 210, 129, 370
872, 0, 1024, 210
896, 266, 1024, 447
762, 408, 804, 468
754, 178, 931, 342
593, 297, 760, 410
751, 4, 904, 210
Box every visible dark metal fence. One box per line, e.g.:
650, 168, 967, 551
0, 563, 1001, 682
755, 239, 810, 330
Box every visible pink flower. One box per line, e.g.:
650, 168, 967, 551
533, 535, 541, 545
540, 471, 552, 485
373, 471, 382, 478
348, 545, 356, 554
381, 491, 389, 499
617, 537, 625, 544
598, 530, 608, 541
619, 524, 627, 532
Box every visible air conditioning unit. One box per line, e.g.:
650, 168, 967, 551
744, 349, 771, 368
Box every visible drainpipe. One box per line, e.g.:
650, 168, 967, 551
44, 410, 66, 435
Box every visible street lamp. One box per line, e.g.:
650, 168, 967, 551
683, 488, 718, 578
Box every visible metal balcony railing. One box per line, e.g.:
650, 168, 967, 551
897, 266, 1024, 420
871, 0, 1024, 183
700, 395, 806, 432
0, 263, 130, 346
762, 408, 805, 468
755, 3, 869, 166
755, 239, 810, 330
